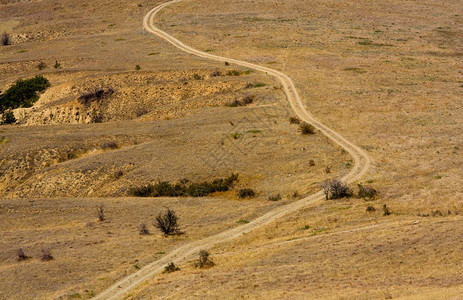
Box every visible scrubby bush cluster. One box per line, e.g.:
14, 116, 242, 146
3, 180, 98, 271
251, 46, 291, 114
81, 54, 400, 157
357, 184, 377, 199
0, 76, 50, 113
237, 188, 255, 198
321, 179, 352, 200
268, 194, 282, 201
299, 122, 316, 135
163, 262, 180, 273
227, 95, 254, 107
129, 174, 239, 197
78, 87, 114, 106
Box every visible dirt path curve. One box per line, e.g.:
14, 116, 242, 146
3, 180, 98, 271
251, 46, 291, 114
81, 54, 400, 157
94, 1, 371, 298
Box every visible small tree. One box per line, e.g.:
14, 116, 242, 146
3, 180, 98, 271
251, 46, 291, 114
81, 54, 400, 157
1, 32, 11, 46
154, 208, 181, 236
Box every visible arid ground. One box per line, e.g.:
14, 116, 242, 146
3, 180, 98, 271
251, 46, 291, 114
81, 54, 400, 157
0, 0, 462, 299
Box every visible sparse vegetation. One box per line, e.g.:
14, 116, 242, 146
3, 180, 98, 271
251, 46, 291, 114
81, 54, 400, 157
155, 208, 181, 236
53, 60, 61, 69
238, 188, 255, 198
268, 193, 282, 201
321, 179, 352, 200
135, 64, 141, 70
299, 122, 315, 135
114, 169, 124, 179
17, 248, 29, 261
291, 191, 300, 198
226, 69, 241, 76
194, 250, 214, 269
242, 95, 254, 104
193, 73, 203, 80
129, 174, 238, 197
101, 140, 119, 150
40, 248, 53, 261
366, 206, 376, 212
0, 75, 50, 113
357, 184, 377, 199
163, 262, 180, 273
210, 70, 221, 77
58, 150, 79, 162
289, 116, 301, 124
97, 204, 105, 221
139, 223, 149, 235
237, 219, 250, 224
78, 87, 114, 106
230, 132, 242, 140
37, 61, 46, 70
1, 32, 11, 46
227, 95, 255, 107
383, 204, 392, 216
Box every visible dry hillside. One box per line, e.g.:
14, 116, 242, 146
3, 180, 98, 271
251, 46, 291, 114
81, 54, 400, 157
1, 0, 462, 299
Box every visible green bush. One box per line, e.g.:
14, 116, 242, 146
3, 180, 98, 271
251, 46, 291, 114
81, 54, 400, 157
129, 174, 239, 197
1, 110, 16, 125
0, 76, 50, 113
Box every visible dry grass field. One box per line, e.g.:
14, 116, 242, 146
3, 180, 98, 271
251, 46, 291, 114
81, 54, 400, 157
1, 0, 462, 299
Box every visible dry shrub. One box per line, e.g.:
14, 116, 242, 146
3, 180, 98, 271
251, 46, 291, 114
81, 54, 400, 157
139, 223, 149, 235
194, 250, 215, 269
238, 188, 255, 198
101, 141, 119, 150
289, 116, 301, 124
1, 32, 11, 46
163, 262, 180, 273
154, 208, 181, 236
78, 87, 114, 106
17, 248, 29, 261
41, 248, 53, 261
268, 194, 282, 201
97, 204, 105, 221
358, 184, 377, 199
366, 206, 376, 212
299, 122, 315, 135
383, 204, 392, 216
321, 179, 352, 200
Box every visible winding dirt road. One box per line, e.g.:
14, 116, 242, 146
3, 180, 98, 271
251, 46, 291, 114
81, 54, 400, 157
94, 0, 371, 298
